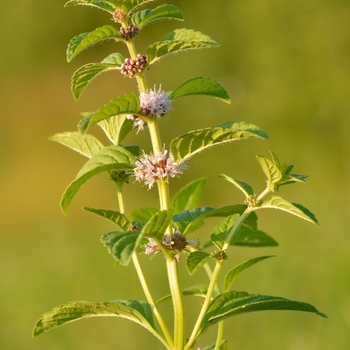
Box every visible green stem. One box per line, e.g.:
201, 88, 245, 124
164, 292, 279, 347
214, 322, 224, 350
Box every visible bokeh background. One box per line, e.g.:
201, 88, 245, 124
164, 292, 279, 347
1, 0, 350, 349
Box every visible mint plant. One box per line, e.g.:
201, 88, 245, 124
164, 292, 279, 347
33, 1, 326, 349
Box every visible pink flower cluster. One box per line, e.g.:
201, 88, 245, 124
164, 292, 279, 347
121, 54, 147, 77
118, 24, 139, 40
140, 86, 173, 118
134, 149, 186, 189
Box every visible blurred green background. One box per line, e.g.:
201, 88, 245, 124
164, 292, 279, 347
1, 0, 350, 349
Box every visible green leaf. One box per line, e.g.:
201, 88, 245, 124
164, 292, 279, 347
186, 251, 220, 275
233, 226, 278, 247
172, 178, 206, 214
101, 230, 141, 265
71, 53, 124, 100
121, 0, 158, 13
210, 214, 241, 250
224, 256, 275, 292
131, 4, 184, 29
201, 340, 228, 350
33, 300, 159, 339
60, 145, 135, 213
98, 114, 134, 145
142, 209, 173, 240
170, 121, 268, 163
67, 25, 122, 62
130, 207, 158, 223
64, 0, 115, 13
156, 284, 207, 304
82, 93, 140, 133
48, 131, 104, 158
258, 195, 318, 225
256, 155, 282, 187
218, 173, 254, 198
147, 28, 219, 66
169, 76, 230, 103
83, 207, 130, 230
200, 291, 327, 333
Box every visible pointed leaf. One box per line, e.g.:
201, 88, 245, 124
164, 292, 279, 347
147, 29, 219, 66
98, 114, 134, 144
64, 0, 115, 13
186, 251, 219, 275
224, 256, 275, 292
101, 230, 141, 265
156, 284, 207, 304
172, 178, 206, 214
256, 155, 282, 187
33, 300, 159, 339
170, 121, 268, 163
67, 25, 122, 62
71, 53, 124, 100
49, 131, 104, 158
233, 226, 278, 247
258, 195, 318, 225
169, 76, 230, 103
83, 207, 130, 230
211, 214, 240, 250
201, 291, 327, 333
60, 145, 135, 213
218, 173, 254, 198
83, 93, 140, 133
142, 209, 173, 240
131, 4, 184, 29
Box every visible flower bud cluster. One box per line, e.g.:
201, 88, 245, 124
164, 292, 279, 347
118, 24, 140, 40
120, 54, 147, 77
112, 9, 126, 23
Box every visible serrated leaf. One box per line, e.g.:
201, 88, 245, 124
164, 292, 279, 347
33, 300, 158, 338
200, 291, 327, 333
82, 93, 140, 133
101, 230, 141, 265
147, 28, 219, 66
256, 155, 282, 187
60, 145, 135, 213
169, 76, 230, 103
64, 0, 115, 13
210, 214, 240, 250
131, 4, 184, 29
141, 209, 173, 240
71, 53, 124, 100
130, 207, 158, 223
258, 195, 318, 225
186, 251, 219, 275
83, 207, 130, 230
224, 256, 275, 292
121, 0, 157, 13
170, 121, 268, 163
218, 173, 254, 198
49, 131, 104, 158
172, 178, 206, 214
98, 114, 134, 144
156, 284, 207, 304
67, 25, 122, 62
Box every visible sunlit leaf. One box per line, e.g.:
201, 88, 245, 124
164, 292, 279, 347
200, 291, 327, 333
172, 178, 206, 214
60, 145, 135, 213
71, 53, 124, 100
210, 214, 240, 250
218, 173, 254, 198
142, 209, 173, 240
170, 121, 268, 163
224, 256, 275, 292
67, 25, 122, 62
33, 300, 158, 339
49, 131, 104, 158
131, 4, 184, 29
258, 195, 318, 225
121, 0, 158, 13
101, 230, 141, 265
83, 207, 130, 230
147, 29, 219, 66
169, 76, 230, 103
156, 285, 207, 304
65, 0, 115, 13
256, 155, 282, 187
186, 251, 220, 275
98, 114, 134, 145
